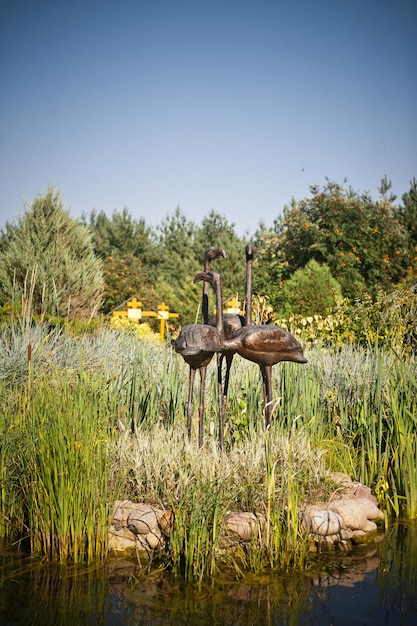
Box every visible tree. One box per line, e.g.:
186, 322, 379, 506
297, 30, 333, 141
154, 207, 202, 323
377, 174, 397, 204
83, 207, 157, 269
0, 186, 104, 319
251, 226, 285, 312
101, 253, 158, 314
396, 178, 417, 287
279, 259, 343, 317
84, 207, 161, 312
274, 179, 411, 300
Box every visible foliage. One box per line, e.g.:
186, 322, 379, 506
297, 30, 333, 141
278, 259, 342, 317
396, 177, 417, 287
273, 308, 350, 350
83, 207, 156, 267
101, 253, 159, 314
273, 286, 417, 354
274, 179, 412, 300
151, 207, 201, 322
251, 227, 285, 311
0, 186, 103, 319
1, 372, 115, 561
84, 205, 248, 324
108, 316, 162, 342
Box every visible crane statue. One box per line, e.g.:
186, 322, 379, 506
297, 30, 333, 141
206, 244, 254, 449
197, 267, 307, 429
174, 247, 226, 447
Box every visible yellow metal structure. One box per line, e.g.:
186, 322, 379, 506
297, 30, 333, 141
111, 297, 179, 340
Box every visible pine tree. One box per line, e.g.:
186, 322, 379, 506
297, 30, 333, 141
0, 186, 104, 319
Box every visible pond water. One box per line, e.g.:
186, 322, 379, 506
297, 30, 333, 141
1, 521, 416, 625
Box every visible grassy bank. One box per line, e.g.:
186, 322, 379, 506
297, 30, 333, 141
1, 320, 416, 578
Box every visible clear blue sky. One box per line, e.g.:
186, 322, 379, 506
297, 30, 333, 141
1, 0, 416, 237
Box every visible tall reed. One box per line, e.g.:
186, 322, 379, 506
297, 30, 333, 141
287, 343, 417, 518
7, 368, 117, 562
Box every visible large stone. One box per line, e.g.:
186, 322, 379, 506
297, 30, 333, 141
127, 505, 161, 535
112, 500, 141, 530
328, 472, 353, 488
159, 509, 175, 536
108, 525, 136, 551
329, 498, 369, 531
352, 483, 377, 503
354, 497, 384, 521
224, 512, 265, 541
136, 529, 164, 550
110, 501, 174, 553
301, 508, 344, 537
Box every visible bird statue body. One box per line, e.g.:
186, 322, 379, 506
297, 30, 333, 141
174, 323, 222, 364
222, 325, 307, 367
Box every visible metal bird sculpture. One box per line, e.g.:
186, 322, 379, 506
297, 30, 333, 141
193, 269, 227, 450
174, 247, 226, 447
199, 265, 307, 429
207, 244, 255, 449
223, 250, 307, 426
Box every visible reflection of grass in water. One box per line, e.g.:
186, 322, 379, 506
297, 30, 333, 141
377, 521, 417, 613
1, 556, 312, 625
0, 549, 107, 626
113, 566, 315, 626
1, 526, 416, 624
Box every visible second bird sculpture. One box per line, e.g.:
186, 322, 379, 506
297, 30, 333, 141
174, 247, 226, 447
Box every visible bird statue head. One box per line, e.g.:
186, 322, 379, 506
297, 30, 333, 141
204, 247, 227, 263
194, 270, 221, 286
245, 243, 255, 261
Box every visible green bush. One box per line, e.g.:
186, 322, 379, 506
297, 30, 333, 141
278, 259, 342, 317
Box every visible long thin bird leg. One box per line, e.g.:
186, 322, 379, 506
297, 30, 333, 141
260, 364, 273, 428
223, 354, 234, 408
198, 366, 207, 448
187, 368, 196, 441
217, 353, 225, 452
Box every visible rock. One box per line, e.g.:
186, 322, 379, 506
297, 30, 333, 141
110, 475, 383, 554
340, 527, 354, 541
112, 500, 141, 530
354, 497, 384, 521
108, 525, 136, 551
224, 512, 265, 541
127, 505, 160, 535
301, 508, 344, 537
353, 483, 379, 505
328, 472, 353, 488
110, 501, 175, 553
112, 501, 174, 536
159, 509, 175, 536
136, 530, 164, 550
329, 498, 369, 531
363, 520, 378, 533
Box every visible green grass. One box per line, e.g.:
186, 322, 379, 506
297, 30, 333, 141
1, 319, 416, 579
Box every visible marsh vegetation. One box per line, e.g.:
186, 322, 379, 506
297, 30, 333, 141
1, 312, 416, 582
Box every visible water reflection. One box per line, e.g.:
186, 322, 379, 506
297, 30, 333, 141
1, 522, 416, 625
